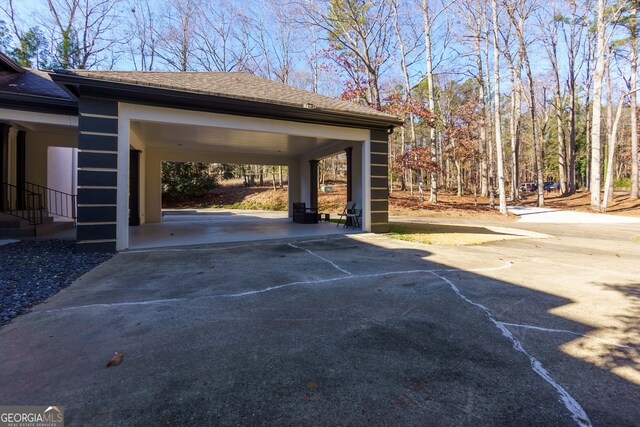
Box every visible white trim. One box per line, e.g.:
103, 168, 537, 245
0, 108, 77, 127
77, 186, 117, 190
79, 131, 117, 137
118, 103, 369, 142
77, 167, 117, 172
78, 149, 118, 154
80, 112, 118, 119
363, 136, 371, 232
116, 109, 129, 251
77, 221, 117, 226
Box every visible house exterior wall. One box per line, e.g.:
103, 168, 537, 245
370, 130, 389, 233
0, 109, 77, 190
76, 98, 119, 252
47, 147, 77, 195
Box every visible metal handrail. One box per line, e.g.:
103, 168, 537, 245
23, 181, 77, 221
1, 182, 43, 227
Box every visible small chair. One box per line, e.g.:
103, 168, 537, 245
292, 202, 318, 224
336, 201, 356, 227
345, 208, 362, 229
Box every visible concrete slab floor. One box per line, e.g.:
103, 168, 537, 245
1, 221, 639, 425
129, 209, 358, 250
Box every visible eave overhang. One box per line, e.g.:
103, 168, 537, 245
51, 72, 404, 131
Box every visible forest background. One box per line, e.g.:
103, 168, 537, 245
2, 0, 638, 214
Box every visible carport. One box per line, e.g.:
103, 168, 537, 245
51, 71, 402, 252
128, 209, 359, 250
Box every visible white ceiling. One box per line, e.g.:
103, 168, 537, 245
130, 120, 346, 157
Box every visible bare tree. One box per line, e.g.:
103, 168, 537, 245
628, 1, 639, 199
602, 90, 636, 209
460, 0, 490, 199
193, 1, 253, 72
499, 12, 522, 201
506, 0, 544, 207
538, 2, 567, 194
300, 0, 395, 108
561, 0, 585, 194
156, 0, 199, 71
45, 0, 122, 69
590, 0, 615, 210
421, 0, 439, 203
250, 3, 298, 84
128, 0, 158, 70
491, 0, 507, 213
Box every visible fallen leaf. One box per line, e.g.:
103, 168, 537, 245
106, 352, 124, 368
307, 381, 317, 390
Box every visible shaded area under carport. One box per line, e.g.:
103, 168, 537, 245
128, 209, 359, 250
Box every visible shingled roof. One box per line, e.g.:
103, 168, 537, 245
0, 68, 74, 101
55, 70, 400, 122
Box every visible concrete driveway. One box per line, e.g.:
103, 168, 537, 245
1, 219, 639, 425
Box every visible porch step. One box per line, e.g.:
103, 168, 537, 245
7, 211, 54, 224
0, 227, 35, 237
0, 217, 30, 228
0, 213, 62, 237
35, 220, 75, 237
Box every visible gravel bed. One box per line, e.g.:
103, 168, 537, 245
0, 240, 113, 326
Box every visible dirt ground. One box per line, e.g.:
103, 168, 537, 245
164, 180, 515, 221
163, 179, 640, 219
518, 190, 640, 217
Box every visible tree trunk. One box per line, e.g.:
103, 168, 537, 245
603, 97, 625, 209
568, 49, 577, 193
506, 44, 522, 201
605, 54, 614, 204
508, 7, 544, 207
590, 0, 606, 210
474, 35, 489, 199
631, 3, 639, 199
565, 2, 579, 194
491, 0, 507, 214
422, 0, 438, 203
455, 160, 462, 196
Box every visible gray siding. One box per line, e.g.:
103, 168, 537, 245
370, 130, 389, 233
76, 97, 119, 252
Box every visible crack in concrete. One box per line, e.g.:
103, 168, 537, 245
430, 271, 591, 427
287, 242, 352, 275
35, 264, 512, 315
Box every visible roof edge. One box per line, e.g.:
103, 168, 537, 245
0, 91, 78, 116
51, 72, 404, 130
0, 51, 25, 73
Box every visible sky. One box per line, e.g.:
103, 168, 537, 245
1, 0, 633, 104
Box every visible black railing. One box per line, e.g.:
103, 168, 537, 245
1, 182, 43, 226
24, 182, 76, 221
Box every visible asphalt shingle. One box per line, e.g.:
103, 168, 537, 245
0, 68, 74, 100
60, 70, 399, 121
